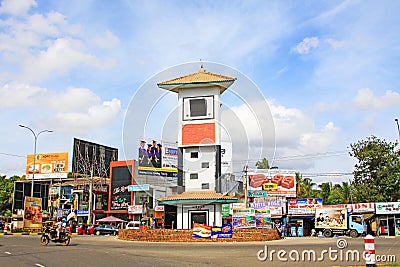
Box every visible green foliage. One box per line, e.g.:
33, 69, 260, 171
255, 158, 270, 169
0, 175, 21, 217
349, 135, 400, 202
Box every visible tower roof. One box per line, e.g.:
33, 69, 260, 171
157, 65, 236, 93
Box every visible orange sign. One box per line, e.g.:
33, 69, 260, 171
26, 152, 68, 179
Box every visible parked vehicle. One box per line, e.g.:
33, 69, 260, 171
315, 207, 366, 238
126, 221, 141, 229
94, 224, 118, 236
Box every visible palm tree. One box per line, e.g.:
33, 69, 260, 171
327, 181, 353, 204
255, 158, 269, 169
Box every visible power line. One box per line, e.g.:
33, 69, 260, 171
0, 152, 25, 158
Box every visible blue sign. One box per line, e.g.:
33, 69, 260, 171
247, 190, 268, 197
128, 184, 150, 192
77, 210, 89, 215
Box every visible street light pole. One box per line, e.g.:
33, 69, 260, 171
395, 118, 400, 143
19, 125, 53, 197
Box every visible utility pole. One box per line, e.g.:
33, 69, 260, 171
395, 118, 400, 143
87, 165, 94, 224
243, 165, 248, 207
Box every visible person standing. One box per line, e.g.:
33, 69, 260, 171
138, 140, 148, 166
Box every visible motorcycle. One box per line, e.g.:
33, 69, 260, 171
40, 225, 71, 246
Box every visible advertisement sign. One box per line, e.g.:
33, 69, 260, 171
249, 201, 283, 217
322, 203, 375, 213
248, 169, 296, 197
247, 190, 268, 197
154, 205, 165, 212
211, 224, 233, 238
23, 197, 42, 229
25, 152, 68, 179
375, 202, 400, 214
72, 138, 118, 178
288, 198, 323, 215
137, 139, 178, 178
221, 204, 230, 217
192, 223, 212, 238
128, 184, 150, 192
221, 141, 232, 174
128, 205, 143, 214
315, 208, 347, 229
232, 208, 256, 229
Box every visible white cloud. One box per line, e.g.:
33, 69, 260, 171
0, 0, 37, 16
0, 82, 47, 107
352, 88, 400, 110
221, 99, 339, 171
90, 30, 120, 49
291, 37, 319, 54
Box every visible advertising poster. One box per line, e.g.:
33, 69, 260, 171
232, 208, 256, 229
255, 211, 272, 229
23, 197, 42, 229
315, 208, 347, 229
288, 198, 323, 215
249, 200, 283, 217
137, 139, 178, 178
247, 169, 296, 197
25, 152, 68, 179
192, 223, 212, 238
375, 202, 400, 214
211, 224, 233, 238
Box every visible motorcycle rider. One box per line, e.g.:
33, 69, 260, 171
55, 217, 66, 239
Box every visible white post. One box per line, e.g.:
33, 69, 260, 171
364, 234, 376, 267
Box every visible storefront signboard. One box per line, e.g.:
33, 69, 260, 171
375, 202, 400, 214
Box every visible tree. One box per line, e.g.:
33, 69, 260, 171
255, 158, 270, 169
350, 135, 400, 202
296, 173, 317, 198
318, 182, 332, 203
327, 181, 352, 204
0, 175, 20, 217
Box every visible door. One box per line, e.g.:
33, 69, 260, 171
190, 212, 207, 228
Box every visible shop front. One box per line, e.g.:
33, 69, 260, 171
375, 202, 400, 236
287, 198, 323, 236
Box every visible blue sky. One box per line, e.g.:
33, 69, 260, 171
1, 0, 399, 184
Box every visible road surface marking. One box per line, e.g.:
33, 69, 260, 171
35, 264, 45, 267
5, 251, 11, 254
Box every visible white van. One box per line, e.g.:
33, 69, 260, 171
126, 221, 141, 229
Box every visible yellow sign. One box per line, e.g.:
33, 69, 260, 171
23, 197, 42, 229
262, 183, 278, 191
25, 152, 68, 179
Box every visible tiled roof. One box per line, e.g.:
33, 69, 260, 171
157, 66, 236, 93
159, 190, 237, 201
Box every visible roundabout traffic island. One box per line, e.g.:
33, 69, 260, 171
118, 228, 280, 242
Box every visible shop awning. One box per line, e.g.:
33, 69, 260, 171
362, 213, 375, 220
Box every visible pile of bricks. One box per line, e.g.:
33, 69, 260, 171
118, 228, 280, 242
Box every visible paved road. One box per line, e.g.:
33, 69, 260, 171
0, 235, 399, 267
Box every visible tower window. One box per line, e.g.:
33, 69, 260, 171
190, 173, 198, 179
201, 162, 209, 168
191, 152, 199, 158
190, 98, 207, 117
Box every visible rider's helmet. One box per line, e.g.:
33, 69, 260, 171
62, 218, 67, 223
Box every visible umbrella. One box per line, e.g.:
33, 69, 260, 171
96, 216, 126, 223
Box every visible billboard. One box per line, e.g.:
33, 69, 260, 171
72, 138, 118, 178
247, 169, 296, 197
25, 152, 68, 179
288, 198, 323, 215
110, 162, 133, 210
315, 208, 347, 229
137, 139, 177, 178
23, 197, 42, 229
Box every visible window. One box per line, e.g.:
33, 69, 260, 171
190, 173, 198, 179
190, 98, 207, 117
201, 183, 209, 189
191, 152, 199, 158
201, 162, 209, 168
183, 96, 214, 120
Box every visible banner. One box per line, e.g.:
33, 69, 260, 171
315, 208, 347, 229
288, 198, 323, 215
192, 223, 212, 238
26, 152, 68, 179
248, 169, 296, 197
211, 224, 233, 238
375, 202, 400, 214
23, 197, 42, 229
137, 139, 178, 178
